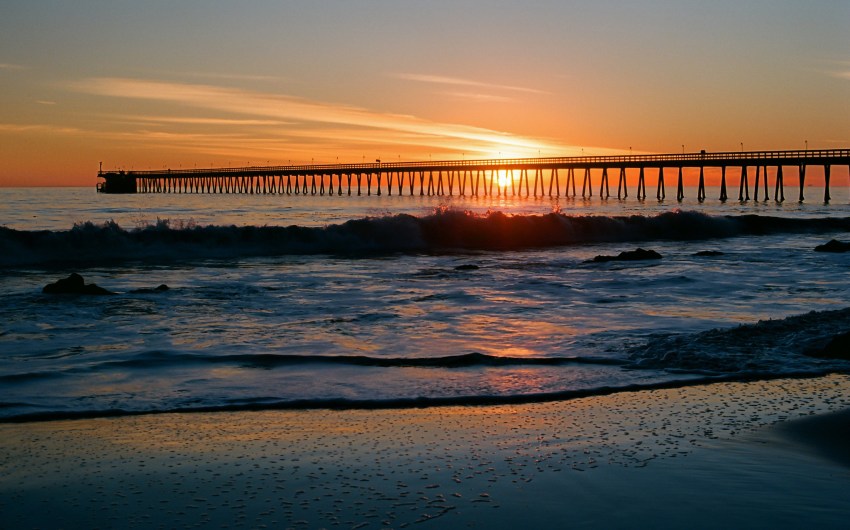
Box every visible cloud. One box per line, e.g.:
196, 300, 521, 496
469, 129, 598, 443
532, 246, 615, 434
815, 59, 850, 81
0, 123, 82, 134
0, 63, 28, 70
394, 73, 549, 95
114, 115, 291, 126
441, 92, 514, 103
71, 77, 561, 156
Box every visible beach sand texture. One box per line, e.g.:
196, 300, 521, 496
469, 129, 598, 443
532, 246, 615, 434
2, 375, 850, 529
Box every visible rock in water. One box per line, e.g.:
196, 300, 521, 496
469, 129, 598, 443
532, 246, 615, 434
694, 250, 724, 257
590, 248, 662, 263
814, 239, 850, 253
130, 284, 170, 294
805, 332, 850, 360
43, 273, 115, 295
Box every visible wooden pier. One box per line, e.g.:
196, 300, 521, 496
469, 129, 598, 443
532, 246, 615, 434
98, 149, 850, 202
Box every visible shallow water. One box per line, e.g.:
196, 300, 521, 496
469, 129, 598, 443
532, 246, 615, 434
1, 186, 850, 420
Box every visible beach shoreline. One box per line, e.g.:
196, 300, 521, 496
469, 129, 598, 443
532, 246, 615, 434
2, 374, 850, 528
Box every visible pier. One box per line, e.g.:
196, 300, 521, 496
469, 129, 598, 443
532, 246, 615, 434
98, 149, 850, 202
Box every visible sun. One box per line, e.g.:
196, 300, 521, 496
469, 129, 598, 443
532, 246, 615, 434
497, 170, 511, 188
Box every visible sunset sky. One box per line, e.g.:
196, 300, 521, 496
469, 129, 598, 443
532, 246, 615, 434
1, 1, 848, 186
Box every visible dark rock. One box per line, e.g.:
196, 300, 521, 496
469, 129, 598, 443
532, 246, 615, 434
454, 264, 479, 271
814, 239, 850, 253
805, 331, 850, 360
694, 250, 724, 257
589, 248, 662, 263
130, 284, 170, 294
43, 273, 115, 295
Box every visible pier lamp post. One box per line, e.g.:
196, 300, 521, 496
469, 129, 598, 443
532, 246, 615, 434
740, 142, 743, 153
805, 140, 808, 151
682, 145, 684, 155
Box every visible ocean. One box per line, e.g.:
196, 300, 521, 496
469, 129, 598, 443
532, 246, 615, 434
2, 186, 849, 421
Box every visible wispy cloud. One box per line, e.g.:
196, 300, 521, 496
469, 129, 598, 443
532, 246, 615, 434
114, 114, 290, 126
36, 100, 57, 106
0, 63, 28, 70
442, 92, 514, 103
394, 73, 549, 95
815, 59, 850, 81
71, 77, 561, 156
0, 123, 82, 134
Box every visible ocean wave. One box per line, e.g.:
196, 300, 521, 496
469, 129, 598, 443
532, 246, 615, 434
627, 307, 850, 373
3, 210, 850, 267
2, 352, 625, 381
0, 372, 836, 424
4, 307, 850, 423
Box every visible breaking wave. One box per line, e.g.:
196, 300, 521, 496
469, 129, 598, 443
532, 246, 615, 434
3, 210, 850, 267
627, 307, 850, 375
0, 352, 624, 385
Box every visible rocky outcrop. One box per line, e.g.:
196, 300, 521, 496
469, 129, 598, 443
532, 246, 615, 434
129, 284, 170, 294
814, 239, 850, 253
43, 273, 115, 295
589, 248, 662, 263
804, 331, 850, 360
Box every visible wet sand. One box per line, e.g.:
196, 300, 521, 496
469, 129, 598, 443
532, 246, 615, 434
2, 375, 850, 529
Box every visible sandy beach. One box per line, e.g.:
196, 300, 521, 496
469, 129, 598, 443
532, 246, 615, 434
2, 375, 850, 529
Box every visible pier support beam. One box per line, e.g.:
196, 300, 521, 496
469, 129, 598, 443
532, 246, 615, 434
582, 168, 592, 198
754, 166, 762, 201
697, 166, 706, 202
617, 167, 628, 199
636, 167, 646, 200
676, 167, 684, 201
719, 166, 728, 201
824, 165, 831, 202
549, 168, 559, 197
739, 166, 749, 201
657, 167, 665, 200
600, 167, 610, 199
774, 165, 784, 202
798, 164, 806, 202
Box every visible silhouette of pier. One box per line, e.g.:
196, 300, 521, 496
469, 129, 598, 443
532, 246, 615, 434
98, 149, 850, 202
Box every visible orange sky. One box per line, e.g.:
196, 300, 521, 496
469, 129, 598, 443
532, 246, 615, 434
1, 2, 848, 187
